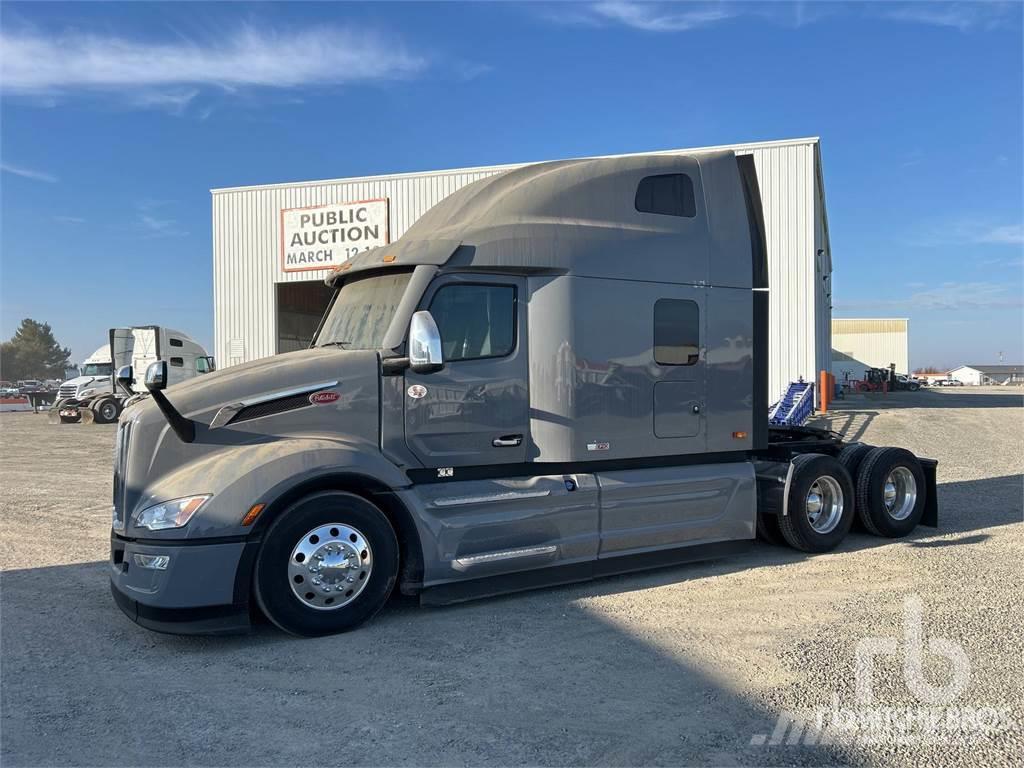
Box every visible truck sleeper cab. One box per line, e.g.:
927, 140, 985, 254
110, 152, 937, 636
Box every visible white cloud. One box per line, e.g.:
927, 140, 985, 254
909, 219, 1024, 248
837, 282, 1023, 312
545, 1, 733, 31
0, 24, 427, 95
977, 224, 1024, 245
0, 162, 57, 183
589, 1, 733, 31
880, 2, 1013, 32
127, 89, 201, 116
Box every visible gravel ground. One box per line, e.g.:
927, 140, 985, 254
1, 387, 1022, 767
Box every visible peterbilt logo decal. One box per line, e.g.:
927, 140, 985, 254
309, 391, 341, 405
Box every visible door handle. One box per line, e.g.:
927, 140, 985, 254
492, 434, 523, 447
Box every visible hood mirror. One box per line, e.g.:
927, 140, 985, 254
115, 365, 134, 396
409, 310, 444, 374
145, 361, 168, 391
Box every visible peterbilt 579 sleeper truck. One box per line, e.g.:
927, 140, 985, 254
110, 152, 937, 636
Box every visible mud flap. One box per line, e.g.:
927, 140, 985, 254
919, 457, 939, 527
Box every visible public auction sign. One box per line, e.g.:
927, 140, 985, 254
280, 198, 389, 272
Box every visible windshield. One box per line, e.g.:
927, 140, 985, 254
82, 363, 113, 377
315, 270, 413, 349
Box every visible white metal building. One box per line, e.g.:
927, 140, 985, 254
211, 137, 833, 402
831, 318, 910, 381
949, 364, 1024, 385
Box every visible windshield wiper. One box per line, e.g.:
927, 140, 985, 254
318, 341, 352, 349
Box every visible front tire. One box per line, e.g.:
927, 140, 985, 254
254, 491, 399, 636
855, 448, 926, 537
777, 454, 855, 553
94, 398, 121, 424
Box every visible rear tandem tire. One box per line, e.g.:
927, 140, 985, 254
837, 442, 873, 531
776, 453, 855, 553
837, 442, 873, 480
254, 491, 399, 637
855, 447, 926, 538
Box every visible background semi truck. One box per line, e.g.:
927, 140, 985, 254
109, 152, 936, 637
53, 326, 214, 424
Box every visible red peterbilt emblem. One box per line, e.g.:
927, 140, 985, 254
309, 391, 341, 405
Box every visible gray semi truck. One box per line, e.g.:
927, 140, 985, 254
110, 151, 937, 637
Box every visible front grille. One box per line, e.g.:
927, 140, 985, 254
59, 385, 77, 398
228, 393, 312, 425
112, 420, 132, 530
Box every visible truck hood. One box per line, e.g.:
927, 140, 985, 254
122, 347, 382, 454
116, 348, 387, 537
148, 347, 378, 420
61, 375, 106, 389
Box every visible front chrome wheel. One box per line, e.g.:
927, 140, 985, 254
805, 476, 844, 534
287, 524, 373, 610
883, 466, 917, 521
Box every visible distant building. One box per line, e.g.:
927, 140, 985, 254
831, 318, 909, 381
948, 364, 1024, 386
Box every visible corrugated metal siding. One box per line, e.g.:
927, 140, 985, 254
831, 318, 909, 377
212, 138, 831, 399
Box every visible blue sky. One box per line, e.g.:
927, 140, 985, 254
1, 0, 1021, 371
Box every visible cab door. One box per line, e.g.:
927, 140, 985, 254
404, 275, 528, 468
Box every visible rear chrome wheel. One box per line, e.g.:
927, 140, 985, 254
856, 448, 925, 537
777, 453, 855, 553
805, 476, 844, 534
287, 524, 373, 610
883, 467, 917, 521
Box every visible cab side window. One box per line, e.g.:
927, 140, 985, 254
429, 284, 515, 362
195, 357, 210, 374
636, 174, 696, 218
654, 299, 700, 365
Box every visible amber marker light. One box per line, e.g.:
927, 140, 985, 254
241, 503, 266, 526
732, 431, 748, 440
382, 254, 396, 263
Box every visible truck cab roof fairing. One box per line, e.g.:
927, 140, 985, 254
326, 152, 755, 290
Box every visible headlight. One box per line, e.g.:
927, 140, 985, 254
132, 495, 211, 531
79, 388, 96, 398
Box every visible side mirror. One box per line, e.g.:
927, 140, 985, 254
145, 361, 168, 391
408, 310, 444, 374
115, 365, 134, 396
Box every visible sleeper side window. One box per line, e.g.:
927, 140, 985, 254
169, 338, 183, 347
635, 174, 696, 218
169, 357, 184, 368
654, 299, 700, 365
429, 284, 516, 362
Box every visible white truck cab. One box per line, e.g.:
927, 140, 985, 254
58, 346, 115, 402
53, 327, 215, 425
